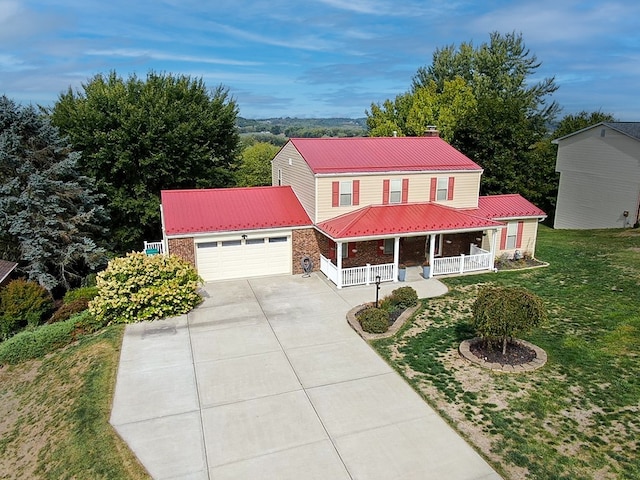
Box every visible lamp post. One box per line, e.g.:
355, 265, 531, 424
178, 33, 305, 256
375, 275, 381, 308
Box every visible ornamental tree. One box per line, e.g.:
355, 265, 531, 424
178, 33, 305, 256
51, 71, 240, 253
472, 285, 547, 354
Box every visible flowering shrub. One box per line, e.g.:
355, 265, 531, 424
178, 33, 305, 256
89, 252, 202, 324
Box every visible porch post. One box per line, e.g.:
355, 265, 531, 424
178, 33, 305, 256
393, 237, 400, 282
428, 233, 436, 278
490, 228, 499, 271
336, 242, 343, 289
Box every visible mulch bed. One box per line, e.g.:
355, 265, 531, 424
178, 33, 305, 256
469, 339, 537, 365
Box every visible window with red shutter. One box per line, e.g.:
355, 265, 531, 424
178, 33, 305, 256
447, 177, 455, 201
401, 178, 409, 203
332, 182, 339, 207
429, 178, 437, 202
352, 180, 360, 206
382, 179, 390, 204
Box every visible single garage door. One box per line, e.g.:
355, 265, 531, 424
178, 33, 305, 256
196, 234, 292, 281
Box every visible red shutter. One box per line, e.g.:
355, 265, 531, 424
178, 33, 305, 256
332, 181, 339, 207
447, 177, 455, 201
382, 179, 390, 204
401, 178, 409, 203
348, 242, 356, 258
516, 221, 524, 248
500, 228, 507, 249
430, 178, 437, 202
377, 239, 384, 256
352, 180, 360, 206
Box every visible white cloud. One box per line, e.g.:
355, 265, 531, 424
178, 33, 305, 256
84, 49, 262, 66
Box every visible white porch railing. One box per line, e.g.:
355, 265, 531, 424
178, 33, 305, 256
432, 246, 493, 276
144, 241, 165, 255
320, 255, 395, 288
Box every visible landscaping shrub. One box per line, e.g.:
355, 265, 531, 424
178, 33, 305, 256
0, 279, 54, 339
388, 286, 418, 309
358, 307, 389, 334
89, 252, 202, 324
63, 286, 99, 304
472, 285, 547, 354
0, 316, 76, 364
49, 298, 89, 324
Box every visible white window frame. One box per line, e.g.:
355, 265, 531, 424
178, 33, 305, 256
506, 222, 518, 249
383, 238, 394, 255
436, 177, 448, 201
389, 179, 402, 204
340, 181, 352, 206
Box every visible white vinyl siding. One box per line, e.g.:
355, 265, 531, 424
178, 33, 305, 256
271, 143, 316, 220
554, 126, 640, 229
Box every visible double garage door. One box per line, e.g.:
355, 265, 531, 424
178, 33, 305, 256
196, 233, 292, 282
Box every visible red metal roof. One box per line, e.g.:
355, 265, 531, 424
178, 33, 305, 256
316, 203, 504, 240
161, 186, 312, 236
289, 137, 482, 174
465, 194, 547, 219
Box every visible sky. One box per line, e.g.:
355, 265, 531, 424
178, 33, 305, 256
1, 0, 639, 120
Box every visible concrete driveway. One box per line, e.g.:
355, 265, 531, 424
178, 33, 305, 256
110, 271, 501, 479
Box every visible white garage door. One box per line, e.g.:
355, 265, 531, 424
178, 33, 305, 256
196, 234, 292, 281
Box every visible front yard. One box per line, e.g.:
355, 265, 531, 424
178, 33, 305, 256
372, 226, 640, 479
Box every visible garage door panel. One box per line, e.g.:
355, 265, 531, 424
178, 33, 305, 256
196, 233, 291, 282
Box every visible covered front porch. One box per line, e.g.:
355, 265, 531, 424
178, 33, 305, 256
319, 231, 498, 289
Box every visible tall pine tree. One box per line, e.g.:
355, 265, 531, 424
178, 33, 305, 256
0, 96, 107, 291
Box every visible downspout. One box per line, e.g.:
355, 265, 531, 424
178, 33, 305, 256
160, 203, 168, 255
491, 228, 499, 272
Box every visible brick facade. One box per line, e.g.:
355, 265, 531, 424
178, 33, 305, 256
291, 228, 323, 274
168, 237, 196, 267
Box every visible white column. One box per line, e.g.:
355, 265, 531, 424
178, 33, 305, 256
393, 237, 400, 282
336, 242, 343, 289
428, 233, 436, 278
490, 228, 499, 271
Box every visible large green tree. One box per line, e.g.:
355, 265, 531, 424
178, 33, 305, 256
51, 71, 240, 253
235, 142, 280, 187
0, 96, 107, 291
368, 32, 559, 211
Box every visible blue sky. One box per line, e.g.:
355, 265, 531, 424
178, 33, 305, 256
1, 0, 639, 120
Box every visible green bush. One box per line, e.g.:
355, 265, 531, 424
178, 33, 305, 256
0, 316, 76, 364
0, 279, 54, 339
63, 286, 99, 304
388, 286, 418, 309
89, 252, 202, 324
49, 298, 89, 324
358, 307, 389, 334
472, 285, 547, 354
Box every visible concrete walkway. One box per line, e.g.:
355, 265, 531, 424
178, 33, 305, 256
110, 269, 502, 479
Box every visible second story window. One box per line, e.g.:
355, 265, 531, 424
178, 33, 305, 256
389, 179, 402, 203
277, 168, 282, 186
332, 180, 360, 207
340, 181, 352, 206
436, 177, 448, 200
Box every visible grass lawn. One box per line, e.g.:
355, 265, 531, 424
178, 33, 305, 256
0, 325, 150, 479
372, 226, 640, 479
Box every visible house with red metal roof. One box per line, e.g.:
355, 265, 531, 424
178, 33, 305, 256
160, 132, 546, 286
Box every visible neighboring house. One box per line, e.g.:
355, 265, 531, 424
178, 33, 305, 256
553, 122, 640, 229
0, 260, 18, 288
160, 133, 546, 287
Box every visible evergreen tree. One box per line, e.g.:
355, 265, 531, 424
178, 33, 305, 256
0, 96, 107, 291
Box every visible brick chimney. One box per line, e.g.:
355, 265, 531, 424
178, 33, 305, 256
424, 125, 439, 137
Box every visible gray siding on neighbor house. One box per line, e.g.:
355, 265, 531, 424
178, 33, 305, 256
554, 125, 640, 229
272, 143, 317, 221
